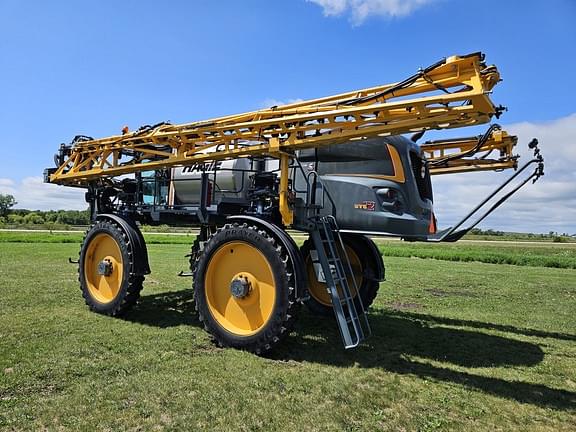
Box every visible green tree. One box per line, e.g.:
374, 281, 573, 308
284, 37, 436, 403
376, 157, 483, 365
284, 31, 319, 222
0, 194, 17, 217
7, 214, 24, 224
23, 212, 45, 225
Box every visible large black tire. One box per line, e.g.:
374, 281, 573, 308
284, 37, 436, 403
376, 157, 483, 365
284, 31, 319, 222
192, 222, 298, 354
79, 220, 144, 316
301, 234, 382, 316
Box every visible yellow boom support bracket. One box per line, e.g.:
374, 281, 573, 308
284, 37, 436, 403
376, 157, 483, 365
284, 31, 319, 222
49, 53, 509, 188
278, 153, 293, 226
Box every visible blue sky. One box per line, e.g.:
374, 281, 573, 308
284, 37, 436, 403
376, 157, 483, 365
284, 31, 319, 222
1, 0, 575, 233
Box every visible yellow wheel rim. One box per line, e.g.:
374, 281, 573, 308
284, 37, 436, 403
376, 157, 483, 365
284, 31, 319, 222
306, 244, 362, 307
83, 233, 124, 304
204, 241, 276, 336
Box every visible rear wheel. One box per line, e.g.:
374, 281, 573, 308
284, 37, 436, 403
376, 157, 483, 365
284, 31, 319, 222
79, 220, 144, 316
301, 234, 381, 316
192, 223, 298, 354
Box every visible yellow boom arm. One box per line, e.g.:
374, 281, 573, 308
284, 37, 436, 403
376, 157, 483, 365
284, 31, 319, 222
49, 52, 512, 186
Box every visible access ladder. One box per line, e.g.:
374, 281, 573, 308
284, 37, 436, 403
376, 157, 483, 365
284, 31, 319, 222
310, 216, 371, 348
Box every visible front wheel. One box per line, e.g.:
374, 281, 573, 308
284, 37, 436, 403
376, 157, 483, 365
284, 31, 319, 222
192, 223, 298, 354
79, 220, 144, 316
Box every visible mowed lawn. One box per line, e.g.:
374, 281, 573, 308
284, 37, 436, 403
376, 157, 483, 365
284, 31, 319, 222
0, 237, 575, 431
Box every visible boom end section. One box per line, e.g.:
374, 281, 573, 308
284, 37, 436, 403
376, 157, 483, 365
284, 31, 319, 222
422, 125, 519, 176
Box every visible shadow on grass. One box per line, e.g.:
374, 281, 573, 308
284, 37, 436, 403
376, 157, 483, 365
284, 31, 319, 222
123, 289, 575, 410
391, 310, 576, 342
274, 310, 575, 411
123, 289, 200, 328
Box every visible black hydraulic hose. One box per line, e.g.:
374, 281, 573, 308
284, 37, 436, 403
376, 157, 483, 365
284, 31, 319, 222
429, 124, 502, 167
134, 121, 171, 135
336, 57, 449, 107
72, 135, 94, 144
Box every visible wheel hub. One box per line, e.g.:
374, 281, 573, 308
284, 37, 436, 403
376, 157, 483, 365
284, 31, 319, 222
230, 276, 251, 299
97, 259, 114, 276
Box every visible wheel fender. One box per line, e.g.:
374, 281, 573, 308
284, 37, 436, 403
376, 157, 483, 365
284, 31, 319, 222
227, 216, 308, 302
344, 234, 385, 282
95, 214, 151, 275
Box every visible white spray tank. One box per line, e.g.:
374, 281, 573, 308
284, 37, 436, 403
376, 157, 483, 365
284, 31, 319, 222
170, 158, 252, 205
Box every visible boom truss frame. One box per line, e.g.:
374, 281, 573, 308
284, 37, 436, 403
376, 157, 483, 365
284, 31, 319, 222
49, 52, 508, 184
46, 52, 519, 225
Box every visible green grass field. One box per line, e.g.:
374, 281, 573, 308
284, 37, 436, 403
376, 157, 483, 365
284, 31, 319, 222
1, 234, 575, 431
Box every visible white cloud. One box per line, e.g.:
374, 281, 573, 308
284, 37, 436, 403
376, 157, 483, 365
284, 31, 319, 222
307, 0, 436, 24
0, 177, 87, 211
308, 0, 348, 16
432, 113, 576, 234
0, 178, 16, 192
260, 98, 305, 108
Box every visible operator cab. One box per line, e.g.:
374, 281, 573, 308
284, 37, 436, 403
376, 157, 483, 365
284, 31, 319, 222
295, 136, 435, 239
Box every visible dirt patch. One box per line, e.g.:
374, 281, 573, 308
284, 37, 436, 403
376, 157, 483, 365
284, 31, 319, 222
425, 288, 479, 298
387, 301, 422, 311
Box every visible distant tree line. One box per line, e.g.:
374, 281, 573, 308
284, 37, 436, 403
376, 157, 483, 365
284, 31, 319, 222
468, 228, 574, 242
0, 193, 90, 227
5, 209, 90, 226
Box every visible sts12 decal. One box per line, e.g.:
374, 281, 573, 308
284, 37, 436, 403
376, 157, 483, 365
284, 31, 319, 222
354, 201, 376, 211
